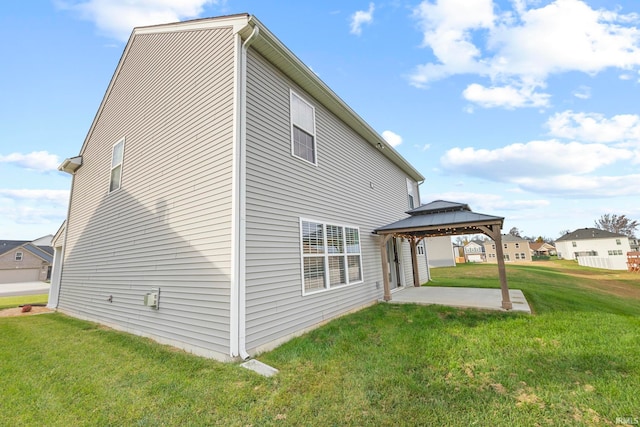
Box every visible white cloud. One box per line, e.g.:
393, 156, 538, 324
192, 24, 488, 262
59, 0, 220, 41
463, 82, 550, 109
0, 189, 70, 205
410, 0, 640, 108
422, 191, 549, 212
350, 3, 375, 36
0, 151, 60, 171
547, 110, 640, 145
441, 140, 632, 180
410, 0, 493, 85
516, 174, 640, 197
0, 190, 69, 233
572, 85, 591, 99
382, 130, 403, 147
439, 136, 640, 197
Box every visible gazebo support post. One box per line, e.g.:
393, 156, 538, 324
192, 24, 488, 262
479, 225, 512, 310
379, 234, 393, 301
410, 237, 421, 287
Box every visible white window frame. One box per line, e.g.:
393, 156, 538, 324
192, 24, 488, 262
290, 90, 317, 166
15, 252, 23, 261
109, 137, 125, 193
299, 218, 363, 296
407, 178, 417, 210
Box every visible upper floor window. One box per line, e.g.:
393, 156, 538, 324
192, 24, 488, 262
572, 241, 577, 247
290, 91, 316, 165
515, 243, 520, 248
616, 239, 621, 245
109, 138, 125, 192
15, 252, 23, 261
407, 179, 418, 209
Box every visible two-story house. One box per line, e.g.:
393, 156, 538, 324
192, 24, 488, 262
484, 234, 532, 263
49, 14, 426, 362
556, 228, 632, 270
463, 240, 486, 263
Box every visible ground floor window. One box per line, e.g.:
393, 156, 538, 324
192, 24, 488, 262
300, 219, 363, 294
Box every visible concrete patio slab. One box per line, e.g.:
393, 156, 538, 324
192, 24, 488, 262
388, 286, 531, 314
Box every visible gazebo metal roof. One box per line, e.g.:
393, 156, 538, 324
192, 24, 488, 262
374, 200, 512, 310
375, 200, 504, 238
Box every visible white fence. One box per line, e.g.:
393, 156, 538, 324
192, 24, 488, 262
577, 256, 627, 270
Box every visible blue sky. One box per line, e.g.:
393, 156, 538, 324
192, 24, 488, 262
1, 0, 639, 240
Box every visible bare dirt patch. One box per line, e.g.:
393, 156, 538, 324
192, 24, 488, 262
0, 306, 53, 318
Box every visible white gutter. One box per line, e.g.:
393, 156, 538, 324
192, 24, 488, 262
231, 23, 259, 360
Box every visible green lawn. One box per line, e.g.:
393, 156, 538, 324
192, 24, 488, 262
1, 261, 639, 426
0, 294, 48, 310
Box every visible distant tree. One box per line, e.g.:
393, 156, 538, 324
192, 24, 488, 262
558, 229, 570, 237
535, 236, 544, 243
508, 227, 522, 238
594, 214, 639, 238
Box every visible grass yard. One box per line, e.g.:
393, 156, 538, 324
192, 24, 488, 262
1, 261, 639, 426
0, 294, 48, 310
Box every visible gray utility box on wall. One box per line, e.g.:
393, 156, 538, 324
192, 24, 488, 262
144, 289, 160, 309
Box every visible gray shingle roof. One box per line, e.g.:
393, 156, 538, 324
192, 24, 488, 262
0, 240, 54, 262
22, 243, 54, 263
556, 228, 627, 241
0, 240, 29, 256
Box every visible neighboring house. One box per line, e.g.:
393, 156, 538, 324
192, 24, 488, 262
484, 234, 532, 263
529, 242, 556, 257
629, 238, 639, 252
556, 228, 632, 270
0, 237, 54, 283
424, 236, 456, 268
463, 240, 485, 263
51, 14, 426, 362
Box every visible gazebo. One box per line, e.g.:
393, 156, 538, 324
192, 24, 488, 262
374, 200, 512, 310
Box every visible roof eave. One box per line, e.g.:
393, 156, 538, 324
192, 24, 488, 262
242, 16, 424, 182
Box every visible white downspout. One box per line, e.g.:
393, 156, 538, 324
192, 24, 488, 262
50, 170, 78, 309
231, 24, 259, 360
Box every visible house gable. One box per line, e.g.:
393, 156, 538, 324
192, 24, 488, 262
58, 21, 240, 360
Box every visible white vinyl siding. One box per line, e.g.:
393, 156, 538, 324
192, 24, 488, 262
109, 138, 125, 192
300, 219, 362, 295
290, 91, 316, 164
